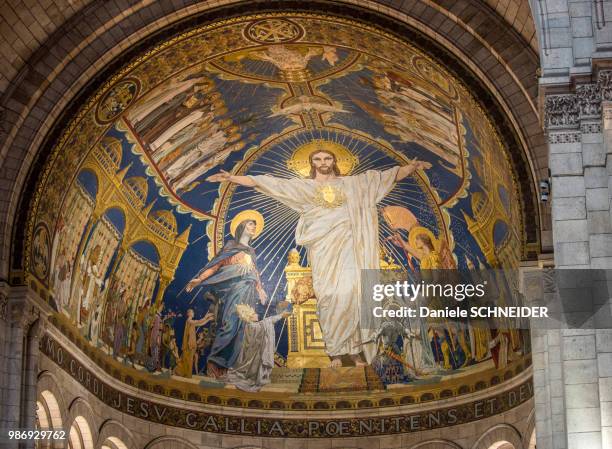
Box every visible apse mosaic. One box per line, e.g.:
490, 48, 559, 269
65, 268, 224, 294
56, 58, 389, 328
27, 14, 529, 402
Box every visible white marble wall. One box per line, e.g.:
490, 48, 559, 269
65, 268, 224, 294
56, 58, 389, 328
537, 61, 612, 449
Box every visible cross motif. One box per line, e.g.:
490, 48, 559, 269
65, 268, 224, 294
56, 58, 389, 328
246, 19, 302, 43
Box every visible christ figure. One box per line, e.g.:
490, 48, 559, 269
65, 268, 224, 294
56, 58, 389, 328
207, 147, 431, 367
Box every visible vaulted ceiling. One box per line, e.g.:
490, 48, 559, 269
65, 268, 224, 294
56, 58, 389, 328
485, 0, 538, 49
0, 0, 539, 93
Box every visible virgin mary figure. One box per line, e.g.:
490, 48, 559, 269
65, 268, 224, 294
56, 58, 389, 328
185, 210, 267, 378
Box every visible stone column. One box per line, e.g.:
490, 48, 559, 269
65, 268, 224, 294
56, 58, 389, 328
0, 285, 51, 449
521, 265, 558, 449
546, 94, 588, 269
0, 282, 10, 434
543, 72, 612, 449
599, 73, 612, 449
598, 327, 612, 449
21, 317, 46, 449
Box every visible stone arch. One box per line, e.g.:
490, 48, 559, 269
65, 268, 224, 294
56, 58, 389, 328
522, 408, 536, 449
39, 391, 63, 432
2, 0, 544, 283
412, 440, 464, 449
68, 415, 95, 449
96, 420, 135, 449
66, 397, 100, 446
36, 388, 65, 449
100, 437, 128, 449
526, 431, 536, 449
36, 400, 50, 429
37, 371, 69, 430
144, 436, 200, 449
471, 424, 524, 449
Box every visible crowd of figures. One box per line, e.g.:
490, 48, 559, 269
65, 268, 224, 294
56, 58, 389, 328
371, 318, 525, 386
97, 216, 288, 392
86, 190, 526, 391
366, 223, 527, 385
126, 69, 246, 194
99, 293, 183, 374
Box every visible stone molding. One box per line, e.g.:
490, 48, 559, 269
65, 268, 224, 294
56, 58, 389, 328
40, 330, 534, 434
547, 131, 581, 144
581, 122, 603, 134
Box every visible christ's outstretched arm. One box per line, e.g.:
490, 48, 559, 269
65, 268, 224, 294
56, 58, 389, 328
207, 170, 256, 187
207, 170, 309, 213
395, 158, 432, 182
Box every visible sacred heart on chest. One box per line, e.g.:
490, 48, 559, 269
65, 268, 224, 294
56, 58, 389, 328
314, 184, 346, 208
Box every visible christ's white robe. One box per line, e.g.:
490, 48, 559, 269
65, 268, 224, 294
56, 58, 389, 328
249, 167, 399, 362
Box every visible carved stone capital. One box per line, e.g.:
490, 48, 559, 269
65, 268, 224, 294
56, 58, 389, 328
28, 314, 47, 340
545, 94, 579, 129
4, 285, 52, 333
12, 302, 40, 333
545, 74, 612, 131
598, 70, 612, 101
576, 84, 602, 118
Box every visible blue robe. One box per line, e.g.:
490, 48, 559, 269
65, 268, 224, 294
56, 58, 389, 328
199, 240, 261, 371
443, 329, 465, 369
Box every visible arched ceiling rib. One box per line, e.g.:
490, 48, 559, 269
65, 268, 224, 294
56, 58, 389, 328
0, 0, 538, 94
